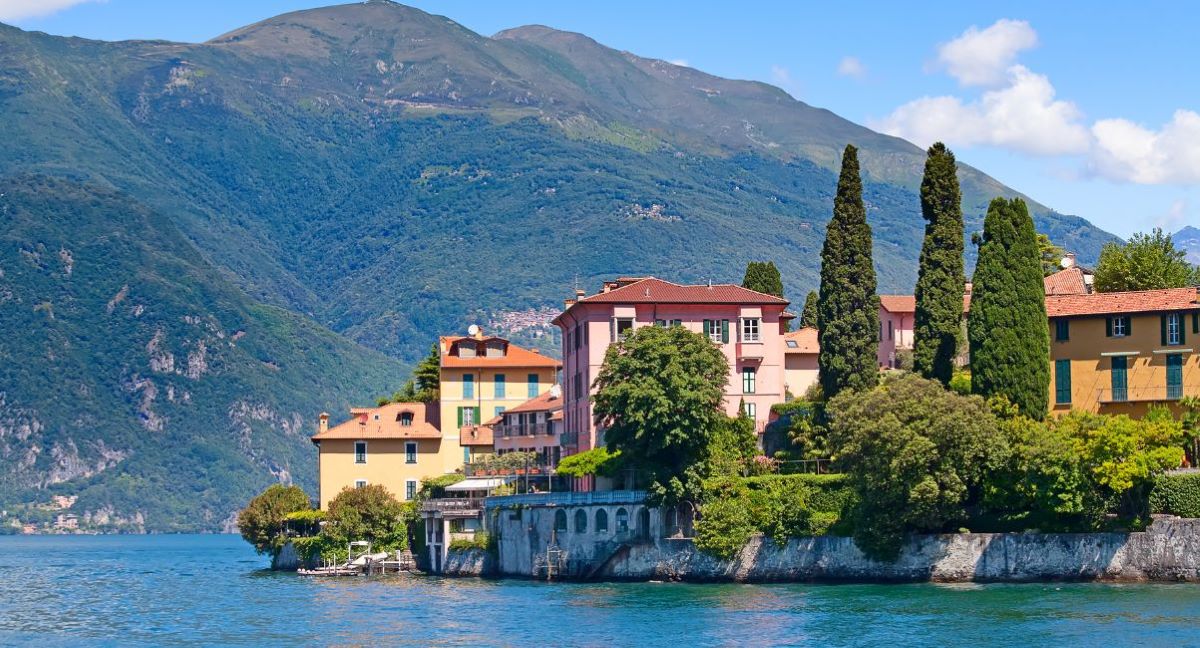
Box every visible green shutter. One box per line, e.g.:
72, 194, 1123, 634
457, 407, 463, 427
703, 320, 712, 339
721, 319, 730, 343
473, 406, 481, 424
1055, 359, 1072, 405
1105, 317, 1112, 337
1162, 315, 1169, 345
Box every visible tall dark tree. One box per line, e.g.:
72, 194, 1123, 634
799, 290, 819, 329
413, 343, 441, 402
912, 143, 965, 385
742, 261, 784, 297
969, 197, 1050, 419
818, 145, 879, 399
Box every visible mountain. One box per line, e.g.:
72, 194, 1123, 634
1175, 226, 1200, 265
0, 1, 1117, 530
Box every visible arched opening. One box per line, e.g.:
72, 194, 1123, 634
574, 509, 588, 534
595, 508, 609, 533
678, 501, 697, 538
554, 509, 568, 533
615, 508, 629, 533
637, 507, 651, 540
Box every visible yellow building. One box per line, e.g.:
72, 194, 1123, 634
311, 401, 458, 509
1047, 287, 1200, 417
438, 329, 562, 462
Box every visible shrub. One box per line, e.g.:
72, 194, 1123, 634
321, 484, 413, 559
694, 491, 757, 559
237, 484, 311, 556
448, 532, 490, 552
556, 447, 623, 478
1150, 473, 1200, 518
948, 370, 971, 396
417, 474, 465, 501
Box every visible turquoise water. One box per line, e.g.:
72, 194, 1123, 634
2, 535, 1200, 646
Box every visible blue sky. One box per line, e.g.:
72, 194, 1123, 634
4, 0, 1198, 239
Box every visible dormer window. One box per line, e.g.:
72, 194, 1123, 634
398, 412, 414, 427
485, 341, 505, 358
457, 342, 477, 358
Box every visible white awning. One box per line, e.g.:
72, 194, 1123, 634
445, 476, 517, 492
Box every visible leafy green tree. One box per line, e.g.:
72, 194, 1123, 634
741, 261, 784, 297
1094, 228, 1200, 292
913, 143, 965, 386
593, 325, 730, 503
706, 412, 759, 477
827, 374, 1008, 561
322, 484, 412, 556
413, 343, 441, 401
799, 290, 818, 329
237, 484, 312, 555
555, 447, 624, 478
818, 145, 879, 399
1037, 233, 1067, 276
968, 198, 1050, 419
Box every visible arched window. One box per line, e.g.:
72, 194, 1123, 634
616, 508, 629, 533
638, 507, 651, 539
574, 509, 588, 533
595, 509, 609, 533
554, 509, 568, 533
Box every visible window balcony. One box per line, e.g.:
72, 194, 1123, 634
1097, 386, 1187, 404
496, 423, 551, 438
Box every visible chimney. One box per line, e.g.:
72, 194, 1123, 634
575, 288, 586, 299
1062, 252, 1076, 269
549, 384, 562, 400
318, 412, 329, 434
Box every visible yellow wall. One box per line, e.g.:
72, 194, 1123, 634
316, 438, 463, 509
1049, 313, 1199, 417
438, 366, 560, 433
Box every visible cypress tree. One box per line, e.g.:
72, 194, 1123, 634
799, 290, 819, 329
912, 143, 965, 385
818, 145, 879, 399
742, 261, 784, 297
968, 197, 1050, 419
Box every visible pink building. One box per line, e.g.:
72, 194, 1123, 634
491, 385, 564, 468
553, 277, 792, 454
878, 295, 917, 369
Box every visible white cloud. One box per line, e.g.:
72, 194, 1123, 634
0, 0, 102, 22
668, 58, 689, 68
871, 65, 1089, 156
1090, 110, 1200, 184
837, 56, 866, 79
937, 19, 1038, 87
1156, 199, 1190, 231
770, 65, 800, 98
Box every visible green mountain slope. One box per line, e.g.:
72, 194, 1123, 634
0, 176, 403, 531
0, 2, 1118, 529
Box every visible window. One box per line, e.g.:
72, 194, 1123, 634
741, 317, 761, 343
405, 441, 417, 464
354, 441, 367, 464
457, 342, 476, 358
786, 340, 798, 349
458, 406, 480, 427
888, 320, 894, 341
1111, 356, 1128, 403
1165, 313, 1183, 345
463, 447, 471, 464
355, 479, 367, 489
616, 508, 629, 533
614, 317, 634, 341
1055, 319, 1070, 342
742, 367, 756, 394
462, 373, 474, 399
1167, 354, 1184, 400
1108, 316, 1130, 337
655, 319, 667, 327
554, 509, 568, 533
485, 341, 504, 358
398, 412, 413, 426
1054, 359, 1072, 405
494, 374, 506, 398
574, 372, 583, 400
705, 319, 728, 343
745, 402, 757, 421
574, 509, 588, 533
528, 374, 539, 398
494, 406, 506, 418
405, 479, 417, 501
595, 509, 609, 533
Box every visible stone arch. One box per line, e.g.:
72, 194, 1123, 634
615, 507, 629, 533
595, 508, 609, 533
637, 507, 651, 540
678, 501, 697, 538
574, 508, 588, 533
554, 509, 568, 533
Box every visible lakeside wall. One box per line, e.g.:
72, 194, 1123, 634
477, 495, 1200, 582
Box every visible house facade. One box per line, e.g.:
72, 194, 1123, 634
553, 277, 791, 454
1047, 287, 1200, 416
492, 384, 564, 468
439, 330, 562, 465
783, 327, 819, 398
310, 401, 451, 509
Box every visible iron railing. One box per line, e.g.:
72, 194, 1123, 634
1097, 386, 1188, 403
485, 490, 647, 509
496, 423, 552, 438
420, 498, 484, 514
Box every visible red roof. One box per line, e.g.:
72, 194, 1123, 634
880, 294, 971, 314
459, 424, 494, 447
313, 402, 441, 441
1044, 267, 1089, 296
439, 336, 561, 369
505, 387, 564, 414
1046, 287, 1200, 318
573, 277, 789, 305
784, 327, 819, 353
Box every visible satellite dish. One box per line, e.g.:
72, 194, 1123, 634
467, 324, 480, 337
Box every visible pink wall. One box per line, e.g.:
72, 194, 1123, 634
557, 302, 790, 454
877, 307, 913, 368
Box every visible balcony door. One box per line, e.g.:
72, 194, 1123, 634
1167, 354, 1183, 400
1111, 357, 1128, 403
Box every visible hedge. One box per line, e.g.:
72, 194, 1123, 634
741, 474, 854, 514
1150, 473, 1200, 518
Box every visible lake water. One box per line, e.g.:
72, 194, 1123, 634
2, 534, 1200, 646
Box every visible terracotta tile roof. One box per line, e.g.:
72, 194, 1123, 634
504, 387, 564, 414
1046, 287, 1200, 318
1044, 267, 1089, 296
439, 336, 561, 369
574, 277, 789, 305
313, 402, 441, 441
784, 327, 819, 353
459, 424, 494, 447
880, 294, 971, 314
